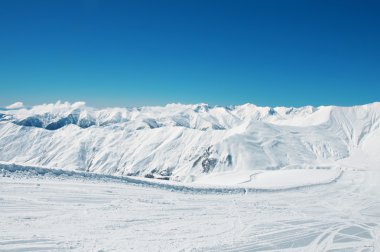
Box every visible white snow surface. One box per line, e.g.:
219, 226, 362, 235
1, 101, 380, 251
1, 101, 380, 187
0, 161, 379, 251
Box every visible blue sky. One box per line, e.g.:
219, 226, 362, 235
0, 0, 379, 107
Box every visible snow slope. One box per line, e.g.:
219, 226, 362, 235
1, 101, 379, 187
1, 101, 380, 251
0, 162, 342, 193
0, 161, 379, 251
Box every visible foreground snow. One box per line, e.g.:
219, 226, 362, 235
1, 163, 379, 251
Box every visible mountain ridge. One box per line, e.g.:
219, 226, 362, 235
1, 101, 379, 185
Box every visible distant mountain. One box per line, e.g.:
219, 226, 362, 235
1, 101, 379, 184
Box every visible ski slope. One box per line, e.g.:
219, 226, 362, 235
0, 161, 379, 251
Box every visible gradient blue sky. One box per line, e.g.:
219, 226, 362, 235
0, 0, 379, 108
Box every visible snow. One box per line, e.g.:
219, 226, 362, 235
244, 168, 342, 189
0, 162, 379, 251
194, 167, 342, 189
0, 101, 379, 186
0, 162, 342, 193
1, 101, 380, 251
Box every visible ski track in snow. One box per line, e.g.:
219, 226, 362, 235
0, 164, 379, 251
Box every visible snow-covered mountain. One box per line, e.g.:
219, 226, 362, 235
1, 101, 379, 184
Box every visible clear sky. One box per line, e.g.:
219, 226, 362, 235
0, 0, 379, 108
